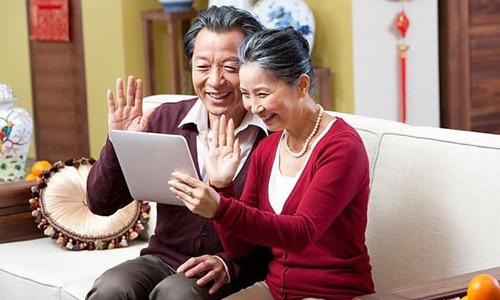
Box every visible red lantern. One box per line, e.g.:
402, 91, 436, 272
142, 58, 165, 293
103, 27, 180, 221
395, 8, 410, 123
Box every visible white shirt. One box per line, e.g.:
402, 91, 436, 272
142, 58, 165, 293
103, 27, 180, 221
269, 120, 336, 214
179, 99, 268, 183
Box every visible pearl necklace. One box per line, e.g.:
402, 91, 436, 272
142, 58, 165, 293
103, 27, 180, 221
284, 104, 324, 158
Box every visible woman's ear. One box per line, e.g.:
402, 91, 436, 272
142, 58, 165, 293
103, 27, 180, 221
297, 74, 310, 97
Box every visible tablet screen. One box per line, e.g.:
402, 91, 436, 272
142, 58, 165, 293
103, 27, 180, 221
109, 130, 198, 206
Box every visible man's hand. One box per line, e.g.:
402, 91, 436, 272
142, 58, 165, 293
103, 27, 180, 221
107, 75, 155, 132
177, 255, 229, 295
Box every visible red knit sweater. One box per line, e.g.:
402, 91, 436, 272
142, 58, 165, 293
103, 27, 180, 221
214, 119, 375, 299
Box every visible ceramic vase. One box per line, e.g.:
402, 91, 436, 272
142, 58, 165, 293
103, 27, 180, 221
0, 84, 33, 182
208, 0, 253, 12
158, 0, 194, 12
252, 0, 315, 54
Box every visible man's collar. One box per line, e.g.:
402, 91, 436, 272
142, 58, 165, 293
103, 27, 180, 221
179, 99, 208, 132
178, 99, 268, 135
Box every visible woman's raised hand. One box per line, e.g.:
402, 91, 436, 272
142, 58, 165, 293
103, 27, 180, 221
203, 115, 241, 188
107, 75, 155, 132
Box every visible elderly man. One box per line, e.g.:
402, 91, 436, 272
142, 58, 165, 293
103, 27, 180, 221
86, 6, 270, 300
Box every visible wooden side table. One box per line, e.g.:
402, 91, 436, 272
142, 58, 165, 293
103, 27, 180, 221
0, 181, 43, 244
142, 9, 199, 95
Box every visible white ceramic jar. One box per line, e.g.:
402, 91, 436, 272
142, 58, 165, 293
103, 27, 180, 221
0, 84, 33, 182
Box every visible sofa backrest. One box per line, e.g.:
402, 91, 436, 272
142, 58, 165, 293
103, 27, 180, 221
143, 95, 500, 294
335, 112, 500, 293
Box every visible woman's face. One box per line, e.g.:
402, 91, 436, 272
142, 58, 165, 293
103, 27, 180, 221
191, 28, 247, 125
239, 63, 300, 132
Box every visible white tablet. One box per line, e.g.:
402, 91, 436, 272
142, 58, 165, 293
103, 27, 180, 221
109, 130, 198, 206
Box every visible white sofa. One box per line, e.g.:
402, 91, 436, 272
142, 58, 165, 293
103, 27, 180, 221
1, 95, 499, 299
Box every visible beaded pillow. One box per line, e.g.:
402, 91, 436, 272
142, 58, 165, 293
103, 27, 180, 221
29, 158, 150, 251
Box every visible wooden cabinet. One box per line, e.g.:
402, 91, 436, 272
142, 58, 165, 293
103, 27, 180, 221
0, 181, 43, 244
439, 0, 500, 134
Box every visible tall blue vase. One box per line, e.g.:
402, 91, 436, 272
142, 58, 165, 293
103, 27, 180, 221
252, 0, 315, 54
0, 84, 33, 182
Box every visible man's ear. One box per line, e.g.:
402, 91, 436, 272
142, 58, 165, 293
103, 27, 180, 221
297, 73, 310, 97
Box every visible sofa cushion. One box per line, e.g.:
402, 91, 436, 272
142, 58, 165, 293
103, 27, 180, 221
0, 237, 147, 299
366, 126, 500, 292
30, 158, 150, 251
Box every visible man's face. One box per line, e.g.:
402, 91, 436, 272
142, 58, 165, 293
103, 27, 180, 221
191, 28, 247, 125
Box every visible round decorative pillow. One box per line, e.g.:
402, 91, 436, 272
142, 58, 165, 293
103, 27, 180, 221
29, 158, 150, 251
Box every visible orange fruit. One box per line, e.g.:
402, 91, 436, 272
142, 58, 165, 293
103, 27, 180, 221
31, 160, 52, 176
25, 173, 38, 181
467, 274, 500, 300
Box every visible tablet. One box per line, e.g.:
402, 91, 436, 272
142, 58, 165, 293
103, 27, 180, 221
109, 130, 198, 206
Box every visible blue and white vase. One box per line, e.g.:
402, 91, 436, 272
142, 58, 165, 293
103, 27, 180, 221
0, 84, 33, 182
252, 0, 315, 54
208, 0, 253, 12
157, 0, 194, 12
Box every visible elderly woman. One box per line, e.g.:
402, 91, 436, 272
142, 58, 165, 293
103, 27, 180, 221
170, 27, 374, 299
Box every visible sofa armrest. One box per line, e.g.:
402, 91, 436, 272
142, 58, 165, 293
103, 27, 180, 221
355, 266, 500, 300
0, 181, 44, 243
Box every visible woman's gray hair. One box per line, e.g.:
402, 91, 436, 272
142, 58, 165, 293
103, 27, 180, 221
183, 6, 264, 66
238, 27, 316, 95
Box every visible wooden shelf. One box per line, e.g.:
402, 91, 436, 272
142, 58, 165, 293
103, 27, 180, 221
142, 9, 199, 95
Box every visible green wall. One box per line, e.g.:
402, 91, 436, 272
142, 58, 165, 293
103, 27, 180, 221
82, 0, 163, 157
307, 0, 353, 113
0, 0, 354, 160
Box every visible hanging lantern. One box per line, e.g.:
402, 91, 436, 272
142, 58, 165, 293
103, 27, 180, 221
394, 3, 410, 123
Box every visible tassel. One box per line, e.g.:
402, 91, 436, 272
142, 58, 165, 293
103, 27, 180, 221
120, 237, 128, 247
44, 225, 54, 237
56, 234, 65, 246
66, 239, 74, 250
95, 240, 103, 250
129, 231, 139, 240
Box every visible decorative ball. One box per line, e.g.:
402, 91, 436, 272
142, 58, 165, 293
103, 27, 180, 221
252, 0, 315, 54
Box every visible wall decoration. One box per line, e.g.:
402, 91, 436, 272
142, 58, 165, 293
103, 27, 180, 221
394, 0, 410, 123
29, 0, 69, 42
